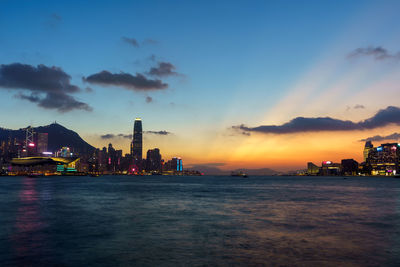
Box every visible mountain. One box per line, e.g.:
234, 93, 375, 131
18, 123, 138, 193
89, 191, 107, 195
187, 164, 279, 176
0, 123, 95, 154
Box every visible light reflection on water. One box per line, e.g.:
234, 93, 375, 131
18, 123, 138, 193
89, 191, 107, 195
0, 176, 400, 266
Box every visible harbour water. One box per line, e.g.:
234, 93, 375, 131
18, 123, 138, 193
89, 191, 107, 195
1, 175, 400, 266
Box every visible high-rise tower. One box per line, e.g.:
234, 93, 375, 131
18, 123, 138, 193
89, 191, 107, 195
131, 118, 143, 166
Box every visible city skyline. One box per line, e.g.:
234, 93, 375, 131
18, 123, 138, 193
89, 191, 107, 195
1, 0, 400, 171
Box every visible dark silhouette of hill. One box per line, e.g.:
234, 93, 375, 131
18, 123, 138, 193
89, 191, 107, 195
187, 164, 279, 176
0, 123, 95, 154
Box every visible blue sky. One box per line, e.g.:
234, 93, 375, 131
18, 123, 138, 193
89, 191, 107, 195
1, 0, 400, 169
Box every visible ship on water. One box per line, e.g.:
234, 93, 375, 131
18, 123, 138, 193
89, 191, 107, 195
231, 170, 248, 178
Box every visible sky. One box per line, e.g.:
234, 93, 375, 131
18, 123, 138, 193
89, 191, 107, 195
1, 0, 400, 171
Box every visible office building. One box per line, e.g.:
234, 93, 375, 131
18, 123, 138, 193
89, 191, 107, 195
146, 148, 162, 172
131, 118, 143, 167
37, 133, 48, 154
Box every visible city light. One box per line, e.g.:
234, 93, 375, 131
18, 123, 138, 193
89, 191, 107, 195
28, 143, 35, 147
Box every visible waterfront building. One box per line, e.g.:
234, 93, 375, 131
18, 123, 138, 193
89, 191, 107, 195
307, 162, 319, 175
367, 143, 399, 176
341, 159, 359, 176
320, 161, 341, 176
146, 148, 162, 172
163, 157, 183, 174
363, 141, 373, 162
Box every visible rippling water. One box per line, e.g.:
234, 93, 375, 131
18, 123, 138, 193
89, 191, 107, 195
1, 176, 400, 266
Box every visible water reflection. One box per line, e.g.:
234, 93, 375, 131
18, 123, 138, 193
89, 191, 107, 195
10, 177, 49, 265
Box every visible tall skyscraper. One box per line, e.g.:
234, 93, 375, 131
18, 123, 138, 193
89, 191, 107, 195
131, 118, 143, 166
363, 141, 373, 161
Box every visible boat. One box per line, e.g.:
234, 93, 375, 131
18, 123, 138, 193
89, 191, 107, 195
231, 171, 248, 178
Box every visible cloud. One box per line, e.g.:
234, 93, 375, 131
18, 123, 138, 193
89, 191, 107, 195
118, 134, 132, 139
101, 133, 132, 139
83, 71, 168, 91
146, 96, 153, 103
100, 134, 115, 139
360, 133, 400, 142
143, 39, 158, 45
148, 62, 179, 77
348, 46, 400, 60
16, 92, 92, 112
122, 36, 139, 47
0, 63, 91, 112
234, 106, 400, 134
354, 104, 365, 109
145, 130, 171, 135
45, 13, 62, 28
346, 104, 365, 111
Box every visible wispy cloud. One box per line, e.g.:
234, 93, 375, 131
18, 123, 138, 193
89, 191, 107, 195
360, 132, 400, 142
234, 106, 400, 134
101, 130, 171, 139
121, 36, 139, 47
145, 130, 171, 135
122, 37, 158, 47
148, 62, 180, 77
348, 46, 400, 60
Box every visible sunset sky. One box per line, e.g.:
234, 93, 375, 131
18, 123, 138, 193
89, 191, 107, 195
1, 0, 400, 171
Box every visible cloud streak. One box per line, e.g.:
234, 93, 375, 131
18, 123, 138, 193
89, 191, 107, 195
0, 63, 91, 112
83, 71, 168, 91
101, 130, 171, 139
145, 130, 171, 135
148, 62, 179, 77
348, 46, 400, 60
360, 133, 400, 142
122, 36, 139, 47
234, 106, 400, 134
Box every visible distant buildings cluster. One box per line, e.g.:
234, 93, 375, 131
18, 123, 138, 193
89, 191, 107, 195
0, 118, 199, 176
306, 141, 400, 176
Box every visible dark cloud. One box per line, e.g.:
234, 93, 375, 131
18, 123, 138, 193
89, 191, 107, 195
360, 133, 400, 142
348, 46, 400, 60
83, 71, 168, 91
145, 96, 153, 103
145, 130, 171, 135
16, 92, 91, 112
0, 63, 91, 112
234, 106, 400, 134
148, 62, 179, 77
122, 36, 139, 47
101, 134, 115, 139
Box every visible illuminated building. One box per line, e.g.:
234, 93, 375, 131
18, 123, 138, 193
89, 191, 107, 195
307, 162, 319, 175
363, 141, 373, 162
37, 133, 48, 154
56, 147, 73, 158
341, 159, 358, 176
321, 161, 341, 176
146, 148, 162, 172
163, 157, 183, 173
131, 118, 143, 168
367, 143, 399, 176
